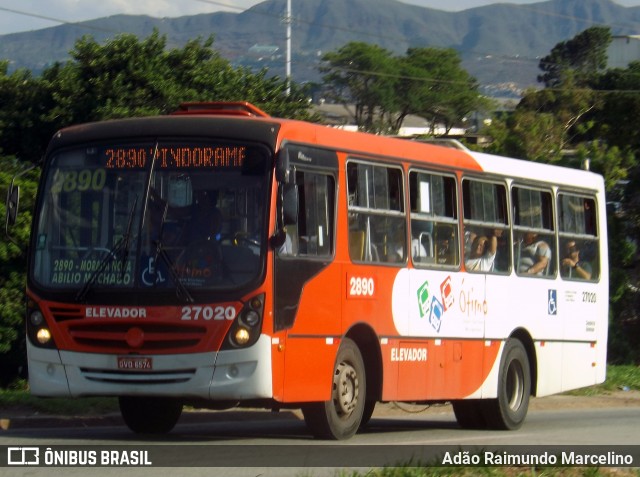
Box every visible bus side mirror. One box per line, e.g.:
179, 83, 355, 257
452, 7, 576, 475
5, 182, 20, 227
4, 181, 21, 246
4, 162, 39, 246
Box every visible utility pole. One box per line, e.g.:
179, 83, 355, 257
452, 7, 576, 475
285, 0, 292, 95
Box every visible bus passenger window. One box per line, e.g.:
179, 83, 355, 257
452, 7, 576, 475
279, 170, 335, 258
409, 170, 458, 267
462, 179, 510, 273
558, 194, 599, 280
347, 161, 405, 264
512, 186, 554, 277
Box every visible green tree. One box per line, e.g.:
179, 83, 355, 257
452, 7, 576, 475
0, 158, 39, 384
495, 79, 601, 163
320, 42, 397, 133
43, 31, 313, 126
538, 26, 612, 88
320, 42, 483, 135
401, 47, 483, 135
591, 61, 640, 152
0, 62, 52, 163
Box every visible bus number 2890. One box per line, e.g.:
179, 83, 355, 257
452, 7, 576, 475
349, 276, 375, 297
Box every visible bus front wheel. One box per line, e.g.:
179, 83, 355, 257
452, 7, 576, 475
302, 338, 366, 440
483, 338, 531, 430
119, 396, 183, 434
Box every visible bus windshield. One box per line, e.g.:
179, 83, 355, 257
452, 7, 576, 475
32, 140, 270, 296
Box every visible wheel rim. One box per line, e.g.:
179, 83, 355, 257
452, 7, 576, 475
505, 359, 524, 411
332, 360, 360, 417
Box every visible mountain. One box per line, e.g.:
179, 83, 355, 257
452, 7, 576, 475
1, 0, 640, 97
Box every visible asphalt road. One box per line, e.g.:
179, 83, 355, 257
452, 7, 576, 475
1, 395, 639, 477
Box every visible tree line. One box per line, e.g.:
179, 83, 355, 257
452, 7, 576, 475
0, 26, 638, 385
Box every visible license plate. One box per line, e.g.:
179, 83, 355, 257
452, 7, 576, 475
117, 356, 153, 371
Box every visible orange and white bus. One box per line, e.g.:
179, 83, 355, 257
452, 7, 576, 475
7, 101, 608, 439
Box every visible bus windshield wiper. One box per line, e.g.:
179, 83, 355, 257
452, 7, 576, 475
119, 195, 138, 279
150, 200, 194, 303
75, 197, 138, 303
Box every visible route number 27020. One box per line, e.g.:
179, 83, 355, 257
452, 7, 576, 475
348, 276, 375, 297
181, 306, 237, 321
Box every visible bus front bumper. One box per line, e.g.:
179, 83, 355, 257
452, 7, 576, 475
27, 334, 273, 400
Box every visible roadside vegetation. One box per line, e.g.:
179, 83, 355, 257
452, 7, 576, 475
337, 467, 640, 476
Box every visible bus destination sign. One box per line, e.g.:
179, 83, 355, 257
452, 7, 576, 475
104, 145, 247, 170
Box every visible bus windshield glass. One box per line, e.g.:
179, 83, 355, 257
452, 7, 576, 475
32, 141, 270, 294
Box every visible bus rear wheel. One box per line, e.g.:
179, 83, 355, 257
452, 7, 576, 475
302, 338, 366, 440
452, 400, 487, 429
119, 396, 183, 434
483, 338, 531, 430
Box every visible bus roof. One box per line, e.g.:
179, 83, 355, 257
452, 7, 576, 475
469, 150, 605, 192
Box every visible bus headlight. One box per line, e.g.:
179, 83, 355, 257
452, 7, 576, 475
30, 310, 44, 326
224, 293, 265, 349
36, 328, 52, 345
234, 328, 251, 345
243, 310, 260, 327
26, 301, 57, 349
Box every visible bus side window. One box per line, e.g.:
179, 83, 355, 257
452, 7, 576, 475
512, 186, 555, 277
409, 170, 459, 268
462, 178, 510, 273
347, 161, 405, 264
558, 194, 599, 281
280, 170, 335, 258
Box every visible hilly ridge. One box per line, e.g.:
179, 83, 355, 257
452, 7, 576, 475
1, 0, 640, 96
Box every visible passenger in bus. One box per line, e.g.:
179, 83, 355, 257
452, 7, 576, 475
435, 225, 456, 265
518, 232, 551, 275
561, 240, 592, 280
465, 230, 501, 272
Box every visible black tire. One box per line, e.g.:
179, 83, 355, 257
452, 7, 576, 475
302, 338, 366, 440
119, 396, 183, 434
359, 399, 376, 429
483, 338, 531, 430
452, 400, 487, 429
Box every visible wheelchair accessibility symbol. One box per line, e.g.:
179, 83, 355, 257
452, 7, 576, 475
142, 257, 166, 286
548, 289, 557, 315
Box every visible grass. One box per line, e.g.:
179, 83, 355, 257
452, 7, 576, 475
338, 468, 640, 476
0, 379, 118, 415
564, 364, 640, 396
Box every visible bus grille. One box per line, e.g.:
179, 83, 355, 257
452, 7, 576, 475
80, 368, 196, 385
45, 304, 213, 353
66, 322, 207, 352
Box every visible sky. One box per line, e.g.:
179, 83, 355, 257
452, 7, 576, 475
1, 0, 640, 35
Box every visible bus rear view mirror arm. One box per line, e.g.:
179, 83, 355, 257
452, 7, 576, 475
5, 162, 38, 247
